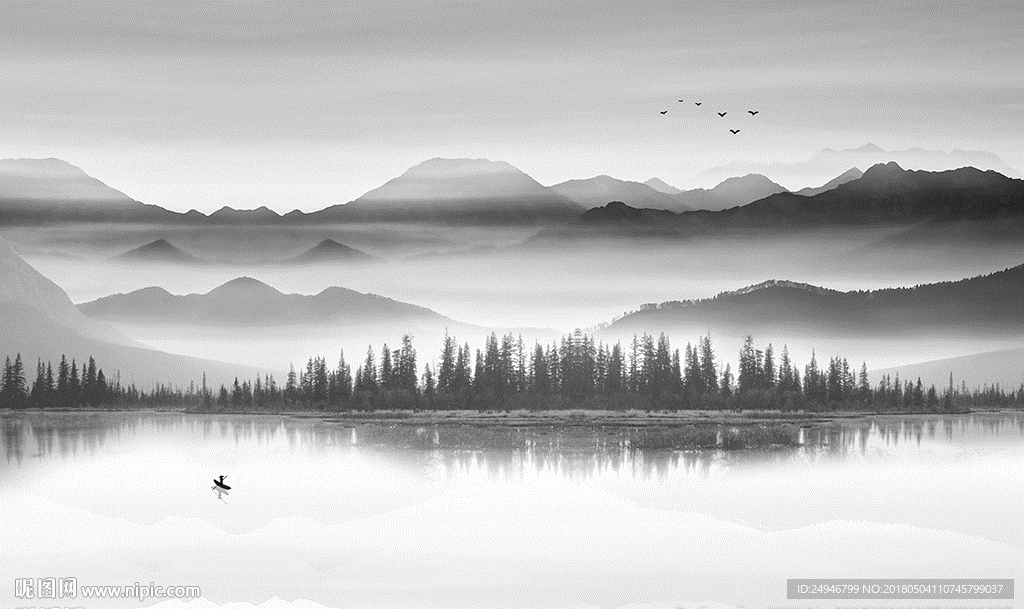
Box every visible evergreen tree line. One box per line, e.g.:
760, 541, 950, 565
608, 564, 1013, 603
3, 332, 1023, 412
0, 353, 186, 409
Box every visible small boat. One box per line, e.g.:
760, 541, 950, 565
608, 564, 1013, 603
214, 476, 231, 490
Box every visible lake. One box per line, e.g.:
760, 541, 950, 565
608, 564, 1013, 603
1, 411, 1021, 609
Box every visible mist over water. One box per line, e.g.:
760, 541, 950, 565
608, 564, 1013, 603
11, 222, 1024, 372
1, 411, 1021, 609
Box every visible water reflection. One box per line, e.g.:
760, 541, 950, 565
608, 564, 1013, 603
211, 484, 230, 503
2, 411, 1021, 482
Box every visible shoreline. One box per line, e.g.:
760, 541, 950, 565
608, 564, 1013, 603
0, 406, 997, 428
3, 407, 1014, 450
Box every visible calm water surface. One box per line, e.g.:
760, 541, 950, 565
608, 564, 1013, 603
1, 411, 1021, 609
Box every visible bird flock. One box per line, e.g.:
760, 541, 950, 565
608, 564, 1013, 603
660, 100, 759, 135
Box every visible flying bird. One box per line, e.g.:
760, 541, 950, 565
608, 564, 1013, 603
718, 112, 727, 117
748, 110, 759, 116
730, 129, 740, 134
678, 99, 684, 102
660, 110, 668, 115
694, 102, 702, 106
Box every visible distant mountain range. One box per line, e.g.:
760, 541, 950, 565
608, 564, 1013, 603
533, 162, 1024, 242
110, 238, 372, 266
0, 236, 270, 386
672, 173, 789, 212
604, 264, 1024, 339
0, 157, 585, 226
687, 143, 1023, 189
78, 276, 457, 327
551, 175, 686, 212
551, 173, 789, 213
8, 150, 1009, 226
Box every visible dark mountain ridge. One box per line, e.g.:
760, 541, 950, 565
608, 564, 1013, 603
536, 163, 1024, 241
607, 263, 1024, 337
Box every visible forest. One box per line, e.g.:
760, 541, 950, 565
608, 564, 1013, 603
2, 332, 1022, 413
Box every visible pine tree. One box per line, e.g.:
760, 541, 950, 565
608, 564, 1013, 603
337, 350, 353, 400
699, 335, 719, 394
438, 333, 456, 395
57, 355, 70, 408
285, 363, 299, 402
417, 363, 432, 401
606, 342, 623, 394
762, 344, 775, 389
531, 343, 550, 394
778, 345, 794, 391
858, 362, 871, 406
720, 363, 733, 398
69, 359, 80, 407
628, 335, 640, 393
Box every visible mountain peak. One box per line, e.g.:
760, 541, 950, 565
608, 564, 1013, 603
356, 157, 549, 203
643, 177, 682, 195
280, 238, 372, 265
407, 157, 519, 176
719, 279, 840, 298
145, 238, 176, 250
859, 161, 908, 183
341, 157, 582, 223
113, 239, 205, 264
710, 173, 789, 198
310, 238, 348, 250
206, 277, 283, 299
855, 143, 885, 153
209, 205, 281, 218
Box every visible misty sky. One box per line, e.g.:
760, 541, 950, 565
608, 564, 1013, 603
1, 0, 1021, 212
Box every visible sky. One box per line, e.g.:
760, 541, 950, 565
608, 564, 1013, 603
1, 0, 1022, 213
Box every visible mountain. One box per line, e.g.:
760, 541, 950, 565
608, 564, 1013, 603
813, 144, 1022, 178
533, 164, 1024, 241
278, 239, 373, 265
872, 348, 1024, 392
672, 174, 789, 212
605, 265, 1024, 339
0, 236, 136, 347
78, 276, 457, 327
688, 143, 1023, 190
549, 175, 687, 212
549, 173, 784, 214
644, 177, 682, 195
207, 205, 282, 224
794, 167, 863, 196
0, 157, 187, 224
308, 158, 584, 225
112, 239, 209, 265
0, 236, 267, 386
